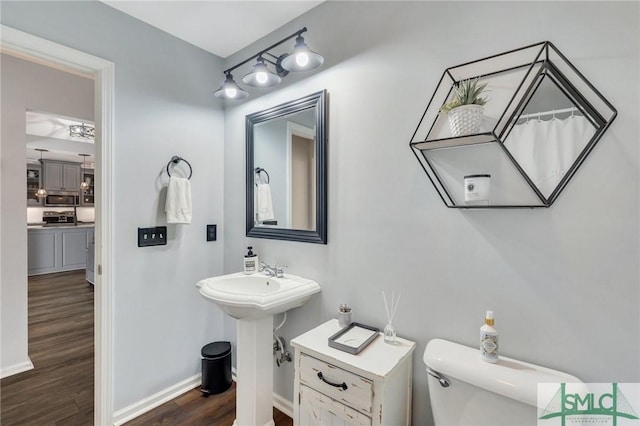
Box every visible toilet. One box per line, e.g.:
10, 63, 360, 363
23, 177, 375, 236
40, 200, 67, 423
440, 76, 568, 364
423, 338, 581, 426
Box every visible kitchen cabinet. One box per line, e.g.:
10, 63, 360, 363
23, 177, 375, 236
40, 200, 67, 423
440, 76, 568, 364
291, 320, 415, 426
28, 225, 94, 276
86, 228, 95, 284
26, 164, 43, 206
43, 160, 81, 191
81, 168, 95, 206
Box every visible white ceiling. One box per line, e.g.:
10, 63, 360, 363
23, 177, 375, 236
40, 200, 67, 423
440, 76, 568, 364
26, 111, 95, 165
101, 1, 323, 58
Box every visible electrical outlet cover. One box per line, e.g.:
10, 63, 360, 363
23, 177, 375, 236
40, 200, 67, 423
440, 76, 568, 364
207, 224, 217, 241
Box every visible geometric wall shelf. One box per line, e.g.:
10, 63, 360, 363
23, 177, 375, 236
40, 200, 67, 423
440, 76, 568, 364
410, 41, 617, 208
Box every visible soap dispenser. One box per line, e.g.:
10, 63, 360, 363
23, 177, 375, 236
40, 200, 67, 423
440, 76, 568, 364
480, 310, 499, 363
243, 246, 258, 274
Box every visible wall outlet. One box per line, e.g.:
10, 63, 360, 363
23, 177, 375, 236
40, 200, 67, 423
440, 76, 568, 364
207, 224, 217, 241
138, 226, 168, 247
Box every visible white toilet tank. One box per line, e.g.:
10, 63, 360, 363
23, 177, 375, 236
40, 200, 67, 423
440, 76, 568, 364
423, 339, 581, 426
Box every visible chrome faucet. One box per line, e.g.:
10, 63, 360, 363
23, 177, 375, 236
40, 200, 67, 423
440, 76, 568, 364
259, 262, 287, 278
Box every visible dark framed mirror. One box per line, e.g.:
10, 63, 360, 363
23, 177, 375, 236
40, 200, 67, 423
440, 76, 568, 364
246, 90, 327, 244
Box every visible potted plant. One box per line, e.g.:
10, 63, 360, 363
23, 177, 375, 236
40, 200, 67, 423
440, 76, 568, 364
439, 78, 489, 137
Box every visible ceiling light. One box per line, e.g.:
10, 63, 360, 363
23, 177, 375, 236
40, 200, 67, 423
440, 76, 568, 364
214, 72, 249, 100
214, 27, 323, 101
281, 35, 324, 72
69, 123, 95, 139
242, 58, 281, 88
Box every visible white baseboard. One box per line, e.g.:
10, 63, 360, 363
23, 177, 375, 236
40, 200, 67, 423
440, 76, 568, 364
0, 358, 34, 379
114, 368, 294, 425
273, 392, 294, 418
112, 374, 202, 426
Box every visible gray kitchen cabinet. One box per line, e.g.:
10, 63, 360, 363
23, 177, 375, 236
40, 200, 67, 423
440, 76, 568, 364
43, 160, 81, 191
61, 229, 87, 269
26, 164, 43, 206
27, 229, 57, 273
81, 168, 95, 206
28, 226, 94, 276
86, 228, 95, 284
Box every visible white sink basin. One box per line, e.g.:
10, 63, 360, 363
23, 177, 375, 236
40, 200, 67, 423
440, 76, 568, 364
197, 272, 321, 319
197, 271, 320, 426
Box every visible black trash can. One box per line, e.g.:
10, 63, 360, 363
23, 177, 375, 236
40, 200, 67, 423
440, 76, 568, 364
201, 341, 232, 396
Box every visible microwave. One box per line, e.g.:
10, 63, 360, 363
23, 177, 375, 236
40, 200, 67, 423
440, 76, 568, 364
44, 191, 80, 207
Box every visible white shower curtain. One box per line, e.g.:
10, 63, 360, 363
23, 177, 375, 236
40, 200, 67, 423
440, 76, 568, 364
506, 115, 595, 198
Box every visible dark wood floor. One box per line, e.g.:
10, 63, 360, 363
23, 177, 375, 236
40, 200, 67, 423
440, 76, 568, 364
1, 270, 293, 426
125, 382, 293, 426
0, 270, 94, 425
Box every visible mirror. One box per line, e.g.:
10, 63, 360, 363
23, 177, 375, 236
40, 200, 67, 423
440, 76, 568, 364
246, 90, 327, 244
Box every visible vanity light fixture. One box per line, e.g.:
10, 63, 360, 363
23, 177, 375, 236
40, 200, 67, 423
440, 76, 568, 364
214, 27, 323, 100
214, 72, 249, 100
79, 153, 90, 191
69, 123, 95, 139
280, 34, 324, 72
242, 57, 281, 88
35, 148, 48, 198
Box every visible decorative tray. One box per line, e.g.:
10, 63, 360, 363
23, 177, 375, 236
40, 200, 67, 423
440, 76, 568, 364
328, 322, 380, 355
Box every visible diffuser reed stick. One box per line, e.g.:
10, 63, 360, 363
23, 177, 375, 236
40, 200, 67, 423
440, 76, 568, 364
382, 290, 401, 344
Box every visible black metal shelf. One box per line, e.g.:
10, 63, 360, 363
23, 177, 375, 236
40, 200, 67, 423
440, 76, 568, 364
409, 41, 617, 209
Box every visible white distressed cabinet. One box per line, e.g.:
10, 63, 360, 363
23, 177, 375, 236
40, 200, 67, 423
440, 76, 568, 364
291, 320, 415, 426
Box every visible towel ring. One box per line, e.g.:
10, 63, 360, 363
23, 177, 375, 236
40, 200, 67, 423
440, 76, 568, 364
255, 167, 270, 184
166, 156, 192, 179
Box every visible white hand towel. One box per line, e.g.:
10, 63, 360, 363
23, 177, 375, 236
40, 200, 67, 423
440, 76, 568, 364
165, 177, 192, 224
256, 183, 275, 222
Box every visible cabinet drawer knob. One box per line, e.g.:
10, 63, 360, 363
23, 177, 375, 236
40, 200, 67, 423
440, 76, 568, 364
317, 371, 348, 391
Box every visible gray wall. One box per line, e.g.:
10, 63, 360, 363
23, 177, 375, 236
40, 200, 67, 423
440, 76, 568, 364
222, 2, 639, 424
0, 1, 227, 412
1, 53, 94, 376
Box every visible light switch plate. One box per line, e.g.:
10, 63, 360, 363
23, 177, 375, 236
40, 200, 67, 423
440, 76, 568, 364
138, 226, 168, 247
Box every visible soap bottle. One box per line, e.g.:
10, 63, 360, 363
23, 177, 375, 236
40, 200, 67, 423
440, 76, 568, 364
243, 246, 258, 274
480, 310, 499, 363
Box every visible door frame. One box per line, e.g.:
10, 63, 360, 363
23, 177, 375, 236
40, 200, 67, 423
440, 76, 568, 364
1, 25, 115, 425
286, 121, 315, 228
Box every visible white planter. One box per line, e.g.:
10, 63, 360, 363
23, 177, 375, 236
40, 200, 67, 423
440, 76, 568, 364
447, 104, 483, 136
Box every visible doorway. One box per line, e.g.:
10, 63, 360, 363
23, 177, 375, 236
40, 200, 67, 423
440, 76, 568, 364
0, 25, 114, 425
286, 122, 316, 230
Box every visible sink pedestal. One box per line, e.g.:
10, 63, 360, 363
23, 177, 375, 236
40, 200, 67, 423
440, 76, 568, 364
233, 316, 275, 426
197, 272, 321, 426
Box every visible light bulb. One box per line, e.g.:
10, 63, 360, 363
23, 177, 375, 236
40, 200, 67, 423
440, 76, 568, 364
81, 181, 89, 190
225, 87, 237, 98
256, 72, 268, 85
36, 188, 47, 198
296, 52, 310, 67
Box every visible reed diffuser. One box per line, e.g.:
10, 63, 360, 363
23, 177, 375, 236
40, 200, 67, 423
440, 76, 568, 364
382, 290, 401, 344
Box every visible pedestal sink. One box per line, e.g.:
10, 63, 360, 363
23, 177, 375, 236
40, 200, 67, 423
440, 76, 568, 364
197, 272, 320, 426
